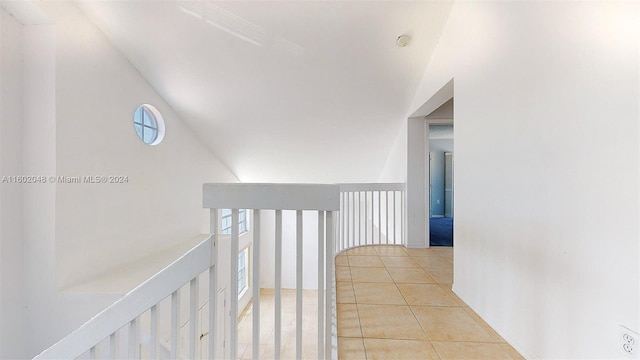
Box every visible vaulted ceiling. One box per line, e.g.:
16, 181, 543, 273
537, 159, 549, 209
76, 1, 453, 182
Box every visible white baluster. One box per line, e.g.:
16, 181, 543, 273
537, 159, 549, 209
189, 278, 199, 360
150, 305, 158, 359
358, 191, 362, 246
109, 332, 116, 359
274, 210, 282, 359
128, 319, 137, 359
317, 211, 325, 360
296, 210, 303, 360
393, 191, 397, 244
402, 190, 405, 245
370, 191, 374, 246
386, 191, 389, 245
252, 209, 261, 360
351, 192, 355, 248
209, 208, 218, 360
325, 211, 334, 357
171, 290, 179, 359
378, 191, 382, 245
230, 209, 239, 360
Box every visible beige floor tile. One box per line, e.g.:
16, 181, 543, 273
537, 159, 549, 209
302, 290, 319, 303
336, 281, 356, 303
352, 282, 406, 305
333, 245, 523, 360
440, 286, 468, 306
335, 255, 349, 266
259, 344, 275, 359
431, 246, 453, 260
373, 245, 408, 256
237, 312, 275, 346
348, 255, 384, 267
279, 342, 318, 360
462, 306, 505, 343
357, 304, 426, 340
363, 338, 440, 360
344, 246, 377, 256
338, 337, 366, 360
413, 255, 453, 269
337, 303, 362, 337
260, 288, 275, 296
237, 343, 249, 359
349, 266, 393, 283
237, 319, 253, 344
380, 256, 419, 268
432, 341, 512, 360
397, 283, 459, 306
239, 343, 271, 359
426, 268, 453, 285
386, 267, 437, 284
302, 340, 321, 360
336, 266, 352, 281
499, 343, 525, 359
412, 306, 494, 342
405, 247, 438, 256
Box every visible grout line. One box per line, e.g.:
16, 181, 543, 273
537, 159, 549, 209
380, 252, 433, 345
349, 264, 369, 360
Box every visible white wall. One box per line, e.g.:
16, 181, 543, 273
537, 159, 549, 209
405, 118, 428, 248
0, 8, 26, 358
406, 2, 639, 359
39, 2, 238, 290
378, 120, 407, 183
0, 2, 239, 357
20, 23, 126, 359
0, 10, 119, 358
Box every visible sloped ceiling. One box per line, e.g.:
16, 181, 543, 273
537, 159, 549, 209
75, 0, 453, 183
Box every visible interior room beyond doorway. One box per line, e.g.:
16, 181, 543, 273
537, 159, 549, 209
429, 124, 453, 247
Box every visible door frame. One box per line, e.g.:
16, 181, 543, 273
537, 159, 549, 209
406, 79, 454, 248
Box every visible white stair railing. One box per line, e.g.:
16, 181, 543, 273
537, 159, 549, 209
34, 182, 404, 359
34, 234, 215, 360
203, 183, 339, 360
336, 183, 405, 254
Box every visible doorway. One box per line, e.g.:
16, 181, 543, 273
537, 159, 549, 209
428, 124, 453, 246
405, 78, 453, 249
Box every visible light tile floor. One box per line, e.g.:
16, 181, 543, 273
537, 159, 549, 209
336, 245, 524, 360
237, 289, 321, 359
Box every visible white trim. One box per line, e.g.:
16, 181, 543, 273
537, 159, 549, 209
337, 183, 405, 192
34, 236, 213, 360
203, 183, 340, 211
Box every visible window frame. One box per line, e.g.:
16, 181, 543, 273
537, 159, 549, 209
221, 209, 249, 235
133, 104, 165, 146
237, 247, 249, 298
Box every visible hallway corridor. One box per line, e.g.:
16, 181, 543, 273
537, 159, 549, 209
335, 245, 523, 359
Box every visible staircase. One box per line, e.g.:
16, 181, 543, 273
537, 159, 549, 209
34, 183, 405, 360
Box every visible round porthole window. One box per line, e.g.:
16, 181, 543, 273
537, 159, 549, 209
133, 104, 165, 145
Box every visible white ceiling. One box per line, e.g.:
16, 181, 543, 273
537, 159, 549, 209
75, 1, 453, 182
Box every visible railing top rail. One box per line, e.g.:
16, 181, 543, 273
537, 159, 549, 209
337, 183, 406, 192
203, 183, 340, 211
33, 235, 213, 360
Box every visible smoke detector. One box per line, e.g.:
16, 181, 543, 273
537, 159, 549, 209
396, 35, 411, 47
